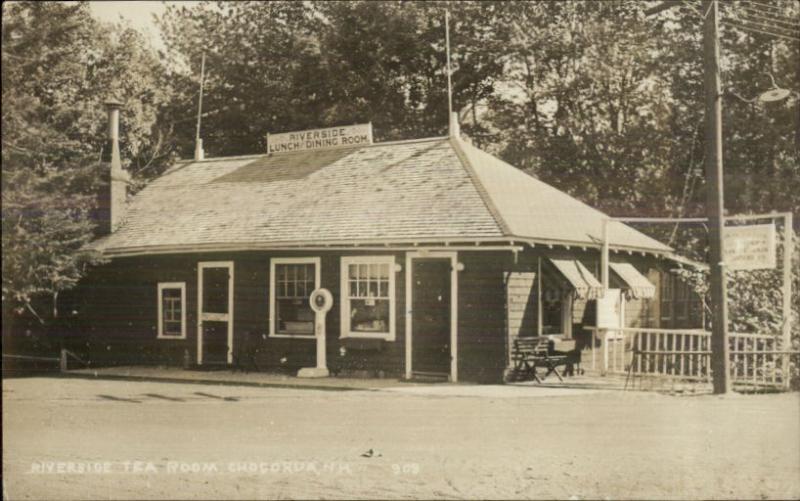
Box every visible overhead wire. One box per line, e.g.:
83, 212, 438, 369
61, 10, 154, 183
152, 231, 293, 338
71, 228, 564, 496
676, 0, 799, 40
733, 7, 799, 30
723, 0, 800, 33
679, 0, 705, 19
720, 20, 800, 40
739, 0, 787, 14
722, 16, 799, 37
718, 1, 800, 41
722, 6, 800, 27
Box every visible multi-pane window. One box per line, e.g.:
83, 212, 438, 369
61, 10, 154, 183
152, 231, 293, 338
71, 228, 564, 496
640, 298, 653, 328
340, 256, 395, 340
540, 270, 573, 338
660, 273, 673, 325
659, 273, 703, 328
270, 258, 319, 337
675, 278, 689, 324
541, 288, 565, 336
158, 282, 186, 339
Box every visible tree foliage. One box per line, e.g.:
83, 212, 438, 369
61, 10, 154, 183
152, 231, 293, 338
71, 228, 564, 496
2, 0, 798, 340
157, 0, 798, 216
1, 1, 174, 323
153, 0, 800, 343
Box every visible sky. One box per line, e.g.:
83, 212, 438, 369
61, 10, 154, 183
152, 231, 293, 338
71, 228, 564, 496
87, 1, 190, 50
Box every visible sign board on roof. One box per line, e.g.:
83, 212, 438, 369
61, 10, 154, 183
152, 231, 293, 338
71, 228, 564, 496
267, 123, 373, 154
723, 223, 776, 271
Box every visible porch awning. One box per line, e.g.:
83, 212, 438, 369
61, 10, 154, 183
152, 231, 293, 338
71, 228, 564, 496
609, 261, 656, 299
548, 259, 603, 300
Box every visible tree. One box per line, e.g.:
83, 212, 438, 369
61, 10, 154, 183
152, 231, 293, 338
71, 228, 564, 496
156, 1, 507, 153
157, 1, 322, 156
1, 2, 174, 333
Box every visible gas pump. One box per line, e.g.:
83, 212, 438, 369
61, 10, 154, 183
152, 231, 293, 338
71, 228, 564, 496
297, 288, 333, 378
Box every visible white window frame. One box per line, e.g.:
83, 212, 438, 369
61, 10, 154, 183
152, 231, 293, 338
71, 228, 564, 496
560, 291, 573, 340
340, 255, 396, 341
197, 261, 234, 365
269, 257, 321, 339
157, 282, 186, 339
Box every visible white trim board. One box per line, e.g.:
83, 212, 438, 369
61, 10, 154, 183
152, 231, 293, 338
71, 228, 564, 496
339, 255, 397, 341
197, 261, 234, 365
405, 251, 459, 382
269, 257, 321, 339
157, 282, 187, 340
95, 237, 532, 258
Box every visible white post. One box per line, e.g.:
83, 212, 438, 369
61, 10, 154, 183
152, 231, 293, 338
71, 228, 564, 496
537, 257, 543, 336
601, 218, 610, 291
600, 218, 610, 375
782, 212, 793, 390
405, 253, 413, 380
316, 310, 327, 370
194, 52, 206, 161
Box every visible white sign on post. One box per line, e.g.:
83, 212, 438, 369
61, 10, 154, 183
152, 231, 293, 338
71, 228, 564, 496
723, 224, 776, 271
267, 124, 373, 154
596, 289, 623, 333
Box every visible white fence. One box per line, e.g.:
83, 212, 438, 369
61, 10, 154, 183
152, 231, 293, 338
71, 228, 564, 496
588, 328, 797, 389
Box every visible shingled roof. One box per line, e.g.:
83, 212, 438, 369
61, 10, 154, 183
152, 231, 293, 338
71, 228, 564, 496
91, 136, 671, 256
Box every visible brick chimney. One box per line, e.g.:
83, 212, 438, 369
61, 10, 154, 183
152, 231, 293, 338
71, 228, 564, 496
97, 99, 131, 235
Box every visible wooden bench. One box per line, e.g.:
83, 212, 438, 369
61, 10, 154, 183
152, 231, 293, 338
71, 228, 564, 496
509, 337, 569, 383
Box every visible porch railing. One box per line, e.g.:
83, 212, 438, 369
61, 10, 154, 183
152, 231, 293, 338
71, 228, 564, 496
588, 327, 797, 389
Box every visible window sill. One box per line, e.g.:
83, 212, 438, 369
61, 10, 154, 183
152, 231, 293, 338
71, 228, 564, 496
157, 335, 186, 340
341, 332, 394, 341
269, 333, 315, 339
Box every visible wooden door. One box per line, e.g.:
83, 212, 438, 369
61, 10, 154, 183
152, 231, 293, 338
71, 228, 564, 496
411, 259, 451, 374
198, 263, 233, 365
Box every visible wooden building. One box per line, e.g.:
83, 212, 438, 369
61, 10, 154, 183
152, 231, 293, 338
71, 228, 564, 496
72, 107, 703, 383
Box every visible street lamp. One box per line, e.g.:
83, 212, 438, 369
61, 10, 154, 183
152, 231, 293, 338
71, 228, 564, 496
727, 73, 796, 104
757, 73, 795, 103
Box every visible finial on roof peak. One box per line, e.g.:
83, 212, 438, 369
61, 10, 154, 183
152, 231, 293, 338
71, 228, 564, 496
104, 98, 124, 109
449, 111, 460, 139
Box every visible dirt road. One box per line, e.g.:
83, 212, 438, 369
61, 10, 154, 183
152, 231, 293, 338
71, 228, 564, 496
3, 377, 799, 499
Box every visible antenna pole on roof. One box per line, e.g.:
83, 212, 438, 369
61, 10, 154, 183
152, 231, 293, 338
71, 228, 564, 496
445, 10, 459, 138
194, 52, 206, 161
445, 10, 453, 118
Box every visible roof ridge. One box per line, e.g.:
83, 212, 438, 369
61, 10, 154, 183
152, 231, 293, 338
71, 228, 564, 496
175, 136, 450, 163
175, 153, 267, 164
449, 137, 512, 236
454, 138, 672, 253
464, 141, 609, 218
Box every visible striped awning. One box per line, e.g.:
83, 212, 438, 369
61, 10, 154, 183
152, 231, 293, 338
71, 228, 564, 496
609, 261, 656, 299
548, 259, 603, 300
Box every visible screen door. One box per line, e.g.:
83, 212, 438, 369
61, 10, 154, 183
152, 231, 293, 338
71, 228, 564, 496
197, 262, 233, 365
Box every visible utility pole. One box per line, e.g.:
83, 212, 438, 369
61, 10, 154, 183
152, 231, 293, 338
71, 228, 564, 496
702, 0, 731, 394
646, 0, 731, 393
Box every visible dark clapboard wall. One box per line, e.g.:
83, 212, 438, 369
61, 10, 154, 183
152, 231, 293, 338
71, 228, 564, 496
505, 272, 537, 364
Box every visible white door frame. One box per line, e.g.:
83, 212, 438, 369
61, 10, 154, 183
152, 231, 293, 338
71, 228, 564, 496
405, 251, 458, 382
197, 261, 234, 365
